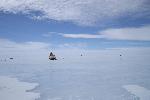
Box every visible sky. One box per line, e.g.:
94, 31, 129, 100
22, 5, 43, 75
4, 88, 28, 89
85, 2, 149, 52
0, 0, 150, 51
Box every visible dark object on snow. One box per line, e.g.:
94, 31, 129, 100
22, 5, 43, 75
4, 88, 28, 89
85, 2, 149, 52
81, 54, 83, 56
120, 55, 122, 56
10, 58, 14, 60
49, 52, 57, 60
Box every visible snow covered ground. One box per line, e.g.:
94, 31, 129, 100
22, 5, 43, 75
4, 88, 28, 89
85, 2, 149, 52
123, 85, 150, 100
0, 76, 40, 100
0, 48, 150, 100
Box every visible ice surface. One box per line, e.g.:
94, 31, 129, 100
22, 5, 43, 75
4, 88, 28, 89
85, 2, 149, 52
123, 85, 150, 100
0, 48, 150, 100
0, 76, 40, 100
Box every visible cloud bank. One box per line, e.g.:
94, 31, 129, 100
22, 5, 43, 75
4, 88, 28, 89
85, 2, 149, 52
99, 25, 150, 41
0, 39, 50, 59
61, 25, 150, 41
0, 39, 52, 63
0, 39, 50, 51
0, 0, 149, 26
0, 38, 87, 55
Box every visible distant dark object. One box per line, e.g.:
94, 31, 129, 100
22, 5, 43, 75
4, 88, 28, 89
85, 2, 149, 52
120, 55, 122, 56
81, 54, 83, 56
49, 52, 57, 60
10, 58, 14, 60
62, 58, 64, 59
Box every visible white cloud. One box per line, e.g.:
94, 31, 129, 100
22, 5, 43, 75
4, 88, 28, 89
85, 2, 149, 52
61, 34, 102, 39
99, 25, 150, 41
0, 0, 149, 26
42, 32, 63, 37
61, 25, 150, 41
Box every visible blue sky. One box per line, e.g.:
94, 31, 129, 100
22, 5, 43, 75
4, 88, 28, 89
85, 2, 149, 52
0, 0, 150, 50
